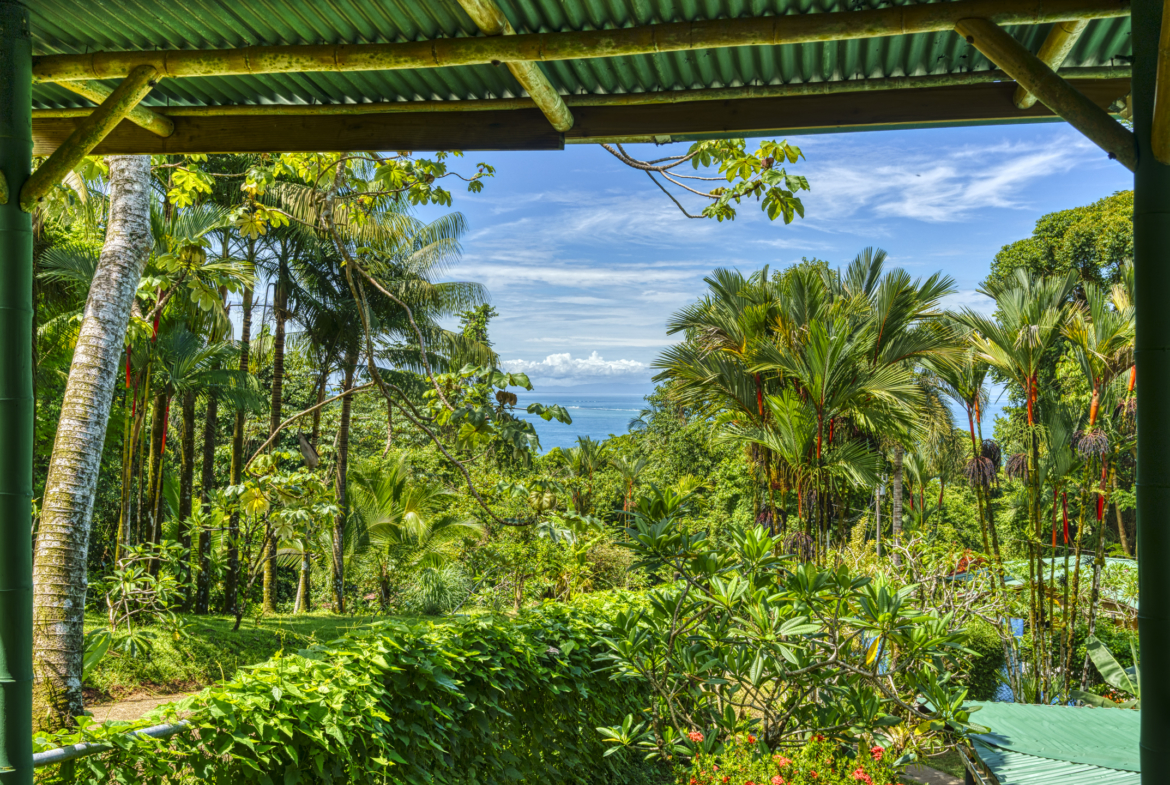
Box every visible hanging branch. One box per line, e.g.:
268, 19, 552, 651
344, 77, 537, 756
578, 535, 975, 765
319, 168, 531, 528
245, 382, 376, 469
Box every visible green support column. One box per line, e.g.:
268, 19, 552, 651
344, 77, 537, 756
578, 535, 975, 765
0, 2, 32, 785
1134, 1, 1170, 781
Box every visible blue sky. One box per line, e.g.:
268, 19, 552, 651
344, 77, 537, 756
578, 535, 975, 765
418, 122, 1133, 390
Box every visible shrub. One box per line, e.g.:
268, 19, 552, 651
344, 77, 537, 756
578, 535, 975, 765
39, 593, 661, 785
962, 621, 1005, 701
679, 736, 900, 785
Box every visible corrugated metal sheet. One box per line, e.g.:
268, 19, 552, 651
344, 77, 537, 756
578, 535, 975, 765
24, 0, 1133, 111
969, 702, 1140, 772
974, 742, 1140, 785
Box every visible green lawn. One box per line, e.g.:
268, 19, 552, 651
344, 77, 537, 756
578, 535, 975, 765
84, 612, 416, 701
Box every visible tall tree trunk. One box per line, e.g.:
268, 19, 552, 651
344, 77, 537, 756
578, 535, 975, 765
223, 285, 253, 615
382, 397, 394, 457
261, 288, 287, 614
294, 553, 310, 613
332, 348, 357, 613
1112, 471, 1131, 556
32, 155, 153, 731
310, 373, 326, 449
145, 391, 167, 552
196, 383, 218, 615
178, 390, 196, 607
891, 444, 904, 565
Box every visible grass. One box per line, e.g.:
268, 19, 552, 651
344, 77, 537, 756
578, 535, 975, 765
920, 748, 966, 779
84, 611, 419, 702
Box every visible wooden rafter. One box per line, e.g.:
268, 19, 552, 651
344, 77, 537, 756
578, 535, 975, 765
31, 0, 1128, 83
954, 18, 1135, 170
21, 64, 160, 211
455, 0, 574, 132
54, 80, 174, 137
1013, 20, 1090, 108
29, 79, 1131, 156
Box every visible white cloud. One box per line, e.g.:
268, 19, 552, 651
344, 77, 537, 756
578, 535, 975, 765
792, 133, 1099, 225
501, 351, 649, 384
942, 290, 996, 315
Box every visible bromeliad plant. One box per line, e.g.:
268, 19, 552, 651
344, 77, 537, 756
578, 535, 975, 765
598, 504, 982, 762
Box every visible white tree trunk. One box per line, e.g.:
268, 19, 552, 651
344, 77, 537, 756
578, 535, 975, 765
32, 156, 153, 730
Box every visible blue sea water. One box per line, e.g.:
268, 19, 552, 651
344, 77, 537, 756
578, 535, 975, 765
514, 391, 648, 452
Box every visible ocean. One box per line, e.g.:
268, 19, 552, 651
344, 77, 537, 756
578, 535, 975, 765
514, 390, 650, 452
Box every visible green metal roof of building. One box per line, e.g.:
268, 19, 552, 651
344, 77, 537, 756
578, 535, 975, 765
26, 0, 1132, 111
968, 702, 1140, 785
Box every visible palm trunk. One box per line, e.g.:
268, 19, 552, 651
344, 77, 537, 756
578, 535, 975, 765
333, 348, 357, 613
145, 391, 166, 543
891, 444, 903, 565
294, 553, 311, 613
223, 285, 253, 615
178, 390, 196, 606
32, 155, 153, 731
1112, 470, 1131, 556
382, 397, 394, 457
261, 290, 288, 615
310, 373, 326, 450
195, 383, 218, 615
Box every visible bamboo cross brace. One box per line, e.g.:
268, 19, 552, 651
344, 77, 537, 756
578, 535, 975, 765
1013, 19, 1090, 108
31, 0, 1130, 83
954, 17, 1136, 171
54, 79, 174, 137
20, 64, 160, 212
1153, 0, 1170, 163
456, 0, 573, 132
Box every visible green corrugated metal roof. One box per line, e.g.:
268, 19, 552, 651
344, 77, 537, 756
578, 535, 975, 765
973, 741, 1140, 785
969, 702, 1140, 774
24, 0, 1133, 111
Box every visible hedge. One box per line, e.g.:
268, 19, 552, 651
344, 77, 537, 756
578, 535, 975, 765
962, 620, 1005, 701
42, 593, 660, 785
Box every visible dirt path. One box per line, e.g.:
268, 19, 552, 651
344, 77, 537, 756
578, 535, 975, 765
904, 764, 963, 785
87, 692, 195, 723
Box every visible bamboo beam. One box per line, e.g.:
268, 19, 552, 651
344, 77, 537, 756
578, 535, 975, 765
954, 18, 1136, 170
30, 0, 1129, 83
1013, 20, 1090, 107
1152, 0, 1170, 162
30, 66, 1130, 121
29, 79, 1130, 155
20, 64, 159, 212
455, 0, 573, 131
54, 80, 174, 137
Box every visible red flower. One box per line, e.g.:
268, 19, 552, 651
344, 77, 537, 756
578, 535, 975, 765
810, 772, 818, 779
774, 756, 793, 767
771, 777, 785, 785
690, 779, 697, 784
748, 735, 757, 744
870, 746, 884, 762
722, 778, 729, 784
689, 731, 705, 743
853, 769, 873, 785
816, 735, 825, 741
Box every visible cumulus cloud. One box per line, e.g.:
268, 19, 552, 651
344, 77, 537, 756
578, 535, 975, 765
501, 352, 649, 384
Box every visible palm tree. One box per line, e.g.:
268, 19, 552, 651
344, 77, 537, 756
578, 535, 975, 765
348, 458, 482, 611
959, 269, 1076, 701
32, 155, 154, 731
611, 454, 649, 513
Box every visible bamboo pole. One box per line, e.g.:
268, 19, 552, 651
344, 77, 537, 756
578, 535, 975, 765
1013, 20, 1090, 108
1152, 0, 1170, 162
0, 171, 6, 205
29, 66, 1130, 120
31, 0, 1130, 83
54, 80, 174, 137
955, 18, 1136, 170
0, 2, 33, 783
455, 0, 573, 131
20, 64, 159, 212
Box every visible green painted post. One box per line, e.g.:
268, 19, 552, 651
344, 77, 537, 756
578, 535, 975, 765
0, 2, 32, 785
1133, 0, 1170, 780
